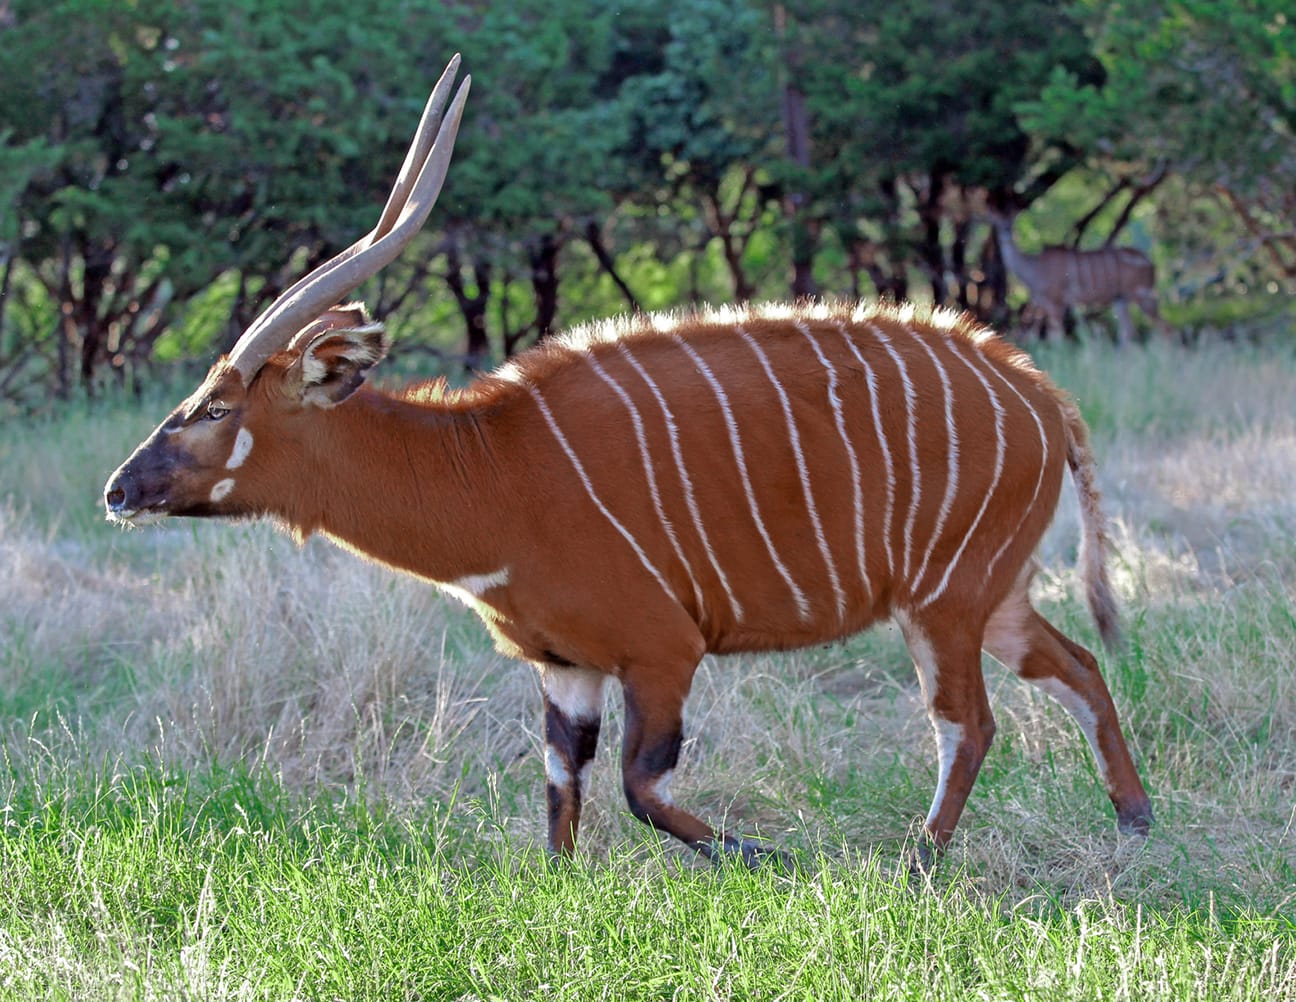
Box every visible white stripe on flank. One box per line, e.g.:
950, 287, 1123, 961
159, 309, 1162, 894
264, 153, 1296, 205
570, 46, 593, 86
799, 322, 871, 602
965, 348, 1051, 581
837, 323, 895, 578
585, 352, 706, 617
907, 335, 960, 596
870, 325, 920, 582
740, 327, 846, 619
916, 343, 1007, 609
675, 336, 811, 621
618, 343, 744, 622
526, 383, 675, 602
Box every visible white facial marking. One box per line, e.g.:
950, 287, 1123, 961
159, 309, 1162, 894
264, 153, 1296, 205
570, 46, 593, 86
225, 428, 254, 470
209, 478, 235, 503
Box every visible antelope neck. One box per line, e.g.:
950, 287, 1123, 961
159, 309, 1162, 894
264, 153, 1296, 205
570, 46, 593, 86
287, 390, 501, 584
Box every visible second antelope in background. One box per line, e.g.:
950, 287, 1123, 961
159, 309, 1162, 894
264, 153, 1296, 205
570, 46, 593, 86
991, 210, 1172, 345
103, 58, 1153, 868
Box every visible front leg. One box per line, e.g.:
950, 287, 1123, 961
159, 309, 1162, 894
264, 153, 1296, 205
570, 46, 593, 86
540, 665, 608, 857
621, 668, 789, 869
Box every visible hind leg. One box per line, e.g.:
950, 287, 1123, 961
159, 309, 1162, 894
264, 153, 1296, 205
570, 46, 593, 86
983, 586, 1153, 834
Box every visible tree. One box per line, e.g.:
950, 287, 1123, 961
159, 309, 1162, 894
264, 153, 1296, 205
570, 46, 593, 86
0, 0, 457, 392
1022, 0, 1296, 287
781, 0, 1102, 313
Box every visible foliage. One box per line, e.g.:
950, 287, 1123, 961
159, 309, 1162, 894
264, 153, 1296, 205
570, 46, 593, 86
1, 0, 1293, 402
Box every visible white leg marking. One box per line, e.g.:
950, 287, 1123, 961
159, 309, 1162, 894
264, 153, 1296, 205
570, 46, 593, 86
927, 717, 966, 830
651, 769, 676, 806
674, 336, 811, 621
541, 666, 608, 723
916, 343, 1007, 610
838, 324, 896, 578
1029, 676, 1111, 785
869, 325, 921, 583
526, 384, 675, 601
545, 745, 572, 788
907, 335, 960, 597
619, 343, 743, 622
225, 427, 254, 470
800, 322, 871, 601
739, 326, 847, 619
585, 352, 707, 617
209, 478, 235, 503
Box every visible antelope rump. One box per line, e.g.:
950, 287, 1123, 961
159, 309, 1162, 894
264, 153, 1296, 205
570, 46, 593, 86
103, 59, 1153, 867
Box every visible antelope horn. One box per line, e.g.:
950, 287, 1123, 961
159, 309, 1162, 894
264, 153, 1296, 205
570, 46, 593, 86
227, 55, 471, 382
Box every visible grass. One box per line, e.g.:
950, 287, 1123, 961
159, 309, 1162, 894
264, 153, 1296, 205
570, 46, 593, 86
2, 336, 1296, 997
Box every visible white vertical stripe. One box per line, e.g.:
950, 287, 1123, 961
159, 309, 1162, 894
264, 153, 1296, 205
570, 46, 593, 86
869, 325, 920, 581
798, 322, 871, 602
836, 324, 895, 578
739, 326, 847, 619
906, 334, 960, 597
915, 342, 1007, 609
526, 383, 675, 602
964, 348, 1051, 581
618, 343, 744, 622
585, 351, 707, 617
674, 336, 812, 621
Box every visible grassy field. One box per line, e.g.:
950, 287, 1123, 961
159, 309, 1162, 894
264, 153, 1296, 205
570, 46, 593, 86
1, 337, 1294, 998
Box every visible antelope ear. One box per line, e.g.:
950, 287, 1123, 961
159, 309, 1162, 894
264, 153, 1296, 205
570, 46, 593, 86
288, 320, 389, 407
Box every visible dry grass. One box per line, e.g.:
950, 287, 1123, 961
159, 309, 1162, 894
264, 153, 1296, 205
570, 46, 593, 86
3, 338, 1295, 913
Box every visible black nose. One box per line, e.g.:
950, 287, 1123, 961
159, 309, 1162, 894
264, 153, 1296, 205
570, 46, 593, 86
105, 485, 127, 510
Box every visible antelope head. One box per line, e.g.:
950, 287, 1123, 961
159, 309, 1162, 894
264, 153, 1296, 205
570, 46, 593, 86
104, 58, 470, 526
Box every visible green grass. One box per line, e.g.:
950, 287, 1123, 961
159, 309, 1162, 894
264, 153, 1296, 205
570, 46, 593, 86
1, 759, 1291, 1000
3, 336, 1296, 997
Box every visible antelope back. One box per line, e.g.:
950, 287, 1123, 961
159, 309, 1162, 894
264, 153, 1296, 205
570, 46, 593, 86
480, 302, 1070, 644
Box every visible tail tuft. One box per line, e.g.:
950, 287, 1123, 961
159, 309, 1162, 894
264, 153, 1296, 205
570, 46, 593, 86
1059, 396, 1123, 653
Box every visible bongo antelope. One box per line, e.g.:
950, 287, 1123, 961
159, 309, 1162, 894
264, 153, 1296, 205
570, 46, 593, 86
991, 211, 1172, 345
104, 59, 1153, 866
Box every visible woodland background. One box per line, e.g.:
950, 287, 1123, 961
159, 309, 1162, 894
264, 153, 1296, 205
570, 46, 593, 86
0, 0, 1292, 410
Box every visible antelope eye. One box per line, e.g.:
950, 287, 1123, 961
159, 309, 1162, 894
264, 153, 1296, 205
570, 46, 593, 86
206, 402, 230, 421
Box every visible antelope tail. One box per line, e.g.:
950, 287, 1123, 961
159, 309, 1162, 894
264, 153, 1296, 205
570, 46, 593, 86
1060, 397, 1123, 652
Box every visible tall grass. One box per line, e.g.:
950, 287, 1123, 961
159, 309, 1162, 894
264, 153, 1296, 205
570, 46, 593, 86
2, 337, 1295, 997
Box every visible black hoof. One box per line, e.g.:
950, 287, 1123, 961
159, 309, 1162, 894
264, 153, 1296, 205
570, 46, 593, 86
905, 839, 939, 878
1117, 803, 1154, 836
707, 836, 798, 872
